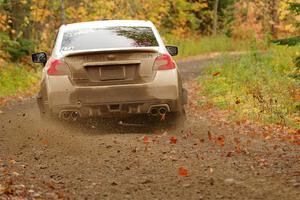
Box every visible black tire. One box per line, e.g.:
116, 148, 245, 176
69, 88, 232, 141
173, 109, 187, 130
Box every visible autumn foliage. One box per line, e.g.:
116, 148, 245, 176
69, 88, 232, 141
1, 0, 299, 63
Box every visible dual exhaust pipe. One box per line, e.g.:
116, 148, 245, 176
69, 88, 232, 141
60, 105, 170, 120
149, 106, 168, 117
60, 111, 80, 121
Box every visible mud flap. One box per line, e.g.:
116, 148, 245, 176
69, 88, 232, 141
37, 93, 54, 120
182, 88, 188, 105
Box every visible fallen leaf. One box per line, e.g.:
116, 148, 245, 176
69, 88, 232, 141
293, 139, 300, 145
178, 167, 188, 177
216, 135, 225, 147
226, 151, 234, 157
143, 136, 150, 144
170, 136, 177, 144
287, 129, 297, 134
41, 138, 49, 146
212, 72, 221, 77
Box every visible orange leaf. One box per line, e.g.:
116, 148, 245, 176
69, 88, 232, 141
170, 136, 177, 144
294, 94, 300, 101
178, 167, 188, 177
216, 135, 225, 147
41, 138, 49, 146
212, 72, 221, 77
293, 139, 300, 146
226, 151, 233, 157
143, 136, 150, 144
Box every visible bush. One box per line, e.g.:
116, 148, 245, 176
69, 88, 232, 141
0, 32, 35, 61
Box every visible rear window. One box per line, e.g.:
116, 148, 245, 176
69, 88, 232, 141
61, 26, 159, 51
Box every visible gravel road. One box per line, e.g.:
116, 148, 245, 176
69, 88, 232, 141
0, 57, 299, 200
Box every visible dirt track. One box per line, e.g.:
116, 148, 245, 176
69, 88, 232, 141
0, 58, 299, 200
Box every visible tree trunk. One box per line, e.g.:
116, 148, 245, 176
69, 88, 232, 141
269, 0, 278, 38
60, 0, 66, 24
213, 0, 219, 36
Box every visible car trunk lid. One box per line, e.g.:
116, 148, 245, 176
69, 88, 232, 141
62, 48, 159, 86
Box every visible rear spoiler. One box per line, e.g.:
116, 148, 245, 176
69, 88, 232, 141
62, 47, 159, 57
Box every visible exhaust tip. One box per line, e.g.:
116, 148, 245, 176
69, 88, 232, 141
71, 111, 79, 121
159, 107, 167, 115
150, 108, 158, 116
61, 111, 71, 120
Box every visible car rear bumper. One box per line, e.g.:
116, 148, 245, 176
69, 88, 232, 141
45, 70, 182, 118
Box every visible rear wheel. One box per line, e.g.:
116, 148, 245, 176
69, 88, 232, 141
37, 97, 55, 120
171, 110, 186, 130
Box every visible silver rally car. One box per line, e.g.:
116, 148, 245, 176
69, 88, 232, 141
32, 20, 187, 123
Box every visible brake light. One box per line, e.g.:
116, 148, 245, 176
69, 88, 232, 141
47, 59, 68, 75
154, 54, 176, 70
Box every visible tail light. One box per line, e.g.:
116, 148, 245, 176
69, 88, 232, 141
47, 59, 69, 75
154, 54, 176, 70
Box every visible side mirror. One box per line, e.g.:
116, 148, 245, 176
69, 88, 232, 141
166, 45, 178, 56
32, 52, 47, 65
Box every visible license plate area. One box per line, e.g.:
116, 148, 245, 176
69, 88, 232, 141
84, 64, 138, 85
100, 66, 126, 81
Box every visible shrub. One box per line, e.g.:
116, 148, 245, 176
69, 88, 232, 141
0, 32, 35, 61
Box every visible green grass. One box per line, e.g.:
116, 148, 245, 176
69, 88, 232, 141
0, 63, 41, 98
198, 45, 300, 129
164, 35, 266, 58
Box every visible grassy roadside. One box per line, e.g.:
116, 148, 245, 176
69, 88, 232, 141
0, 62, 41, 99
198, 45, 300, 129
164, 35, 266, 58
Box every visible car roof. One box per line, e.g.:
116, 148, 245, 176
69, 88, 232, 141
62, 20, 154, 31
